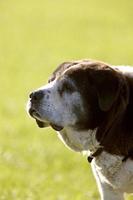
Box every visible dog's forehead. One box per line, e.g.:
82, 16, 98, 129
48, 61, 77, 83
48, 60, 92, 82
48, 60, 109, 83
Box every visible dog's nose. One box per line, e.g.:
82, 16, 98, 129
29, 90, 44, 101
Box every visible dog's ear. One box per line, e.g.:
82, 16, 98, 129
90, 67, 121, 111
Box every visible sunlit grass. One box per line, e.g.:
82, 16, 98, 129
0, 0, 133, 199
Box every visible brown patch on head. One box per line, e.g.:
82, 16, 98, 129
48, 60, 93, 83
48, 61, 77, 83
64, 60, 126, 112
57, 79, 76, 96
85, 64, 126, 112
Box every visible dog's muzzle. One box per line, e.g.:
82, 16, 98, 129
28, 90, 48, 128
28, 90, 63, 131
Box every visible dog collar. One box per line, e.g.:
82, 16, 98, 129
87, 147, 104, 163
87, 148, 133, 163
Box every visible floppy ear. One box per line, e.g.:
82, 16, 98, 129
90, 67, 120, 111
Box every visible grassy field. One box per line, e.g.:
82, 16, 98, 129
0, 0, 133, 199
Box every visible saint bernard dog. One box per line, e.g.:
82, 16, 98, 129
27, 60, 133, 200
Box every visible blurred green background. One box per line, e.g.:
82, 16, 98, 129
0, 0, 133, 199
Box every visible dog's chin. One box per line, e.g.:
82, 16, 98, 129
28, 108, 63, 131
50, 123, 63, 131
28, 108, 48, 128
35, 120, 63, 131
35, 119, 49, 128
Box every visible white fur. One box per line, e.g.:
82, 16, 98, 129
57, 128, 99, 152
112, 65, 133, 76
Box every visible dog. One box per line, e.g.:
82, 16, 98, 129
27, 60, 133, 200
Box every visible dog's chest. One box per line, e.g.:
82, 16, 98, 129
92, 152, 133, 192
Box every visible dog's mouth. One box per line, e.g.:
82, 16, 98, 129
35, 119, 47, 128
29, 108, 48, 128
29, 108, 63, 131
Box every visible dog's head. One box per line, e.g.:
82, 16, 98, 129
27, 60, 127, 132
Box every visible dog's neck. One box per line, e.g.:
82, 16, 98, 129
57, 127, 101, 155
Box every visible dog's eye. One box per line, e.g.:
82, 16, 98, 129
58, 82, 75, 96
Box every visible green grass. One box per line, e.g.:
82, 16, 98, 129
0, 0, 133, 199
